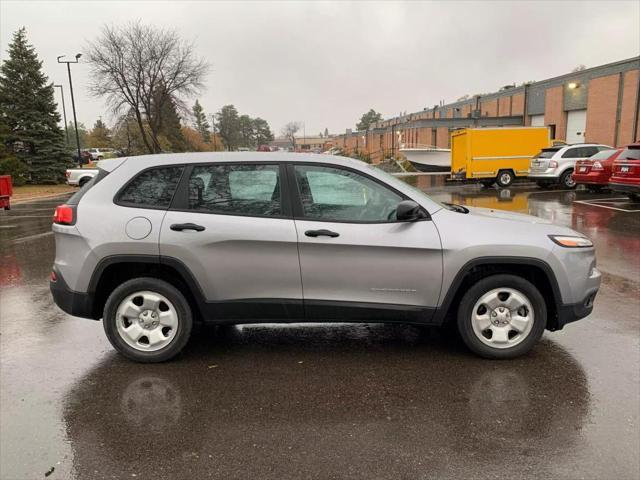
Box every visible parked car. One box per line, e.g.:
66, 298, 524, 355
529, 143, 611, 189
65, 167, 99, 186
87, 148, 106, 160
609, 143, 640, 202
50, 153, 600, 362
572, 148, 623, 191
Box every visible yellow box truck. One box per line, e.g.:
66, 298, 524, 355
450, 127, 551, 187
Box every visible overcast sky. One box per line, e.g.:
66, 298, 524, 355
1, 0, 639, 136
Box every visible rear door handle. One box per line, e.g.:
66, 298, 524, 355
170, 223, 205, 232
305, 229, 339, 238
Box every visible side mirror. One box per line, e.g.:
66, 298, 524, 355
396, 200, 425, 222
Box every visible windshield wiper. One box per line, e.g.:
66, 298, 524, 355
443, 202, 469, 214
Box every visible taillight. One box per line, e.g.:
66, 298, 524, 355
53, 205, 75, 225
65, 171, 71, 178
592, 161, 604, 171
549, 160, 558, 168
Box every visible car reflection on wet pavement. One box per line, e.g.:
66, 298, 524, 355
1, 182, 639, 480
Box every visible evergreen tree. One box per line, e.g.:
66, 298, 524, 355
238, 114, 254, 148
253, 117, 274, 146
0, 28, 70, 183
66, 121, 89, 149
153, 84, 187, 152
192, 100, 210, 143
88, 118, 112, 148
216, 105, 241, 151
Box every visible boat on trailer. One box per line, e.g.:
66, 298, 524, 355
399, 144, 451, 172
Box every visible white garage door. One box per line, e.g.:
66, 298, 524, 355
530, 115, 544, 127
566, 110, 587, 144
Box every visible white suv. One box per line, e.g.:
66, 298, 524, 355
529, 143, 611, 189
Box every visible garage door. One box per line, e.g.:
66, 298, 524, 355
566, 110, 587, 144
530, 115, 544, 127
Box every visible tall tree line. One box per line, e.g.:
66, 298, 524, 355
215, 104, 274, 151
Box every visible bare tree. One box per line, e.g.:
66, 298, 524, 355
85, 22, 209, 154
281, 121, 301, 149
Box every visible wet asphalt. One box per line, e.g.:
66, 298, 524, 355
0, 181, 639, 480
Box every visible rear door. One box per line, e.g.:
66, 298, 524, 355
160, 162, 303, 320
289, 163, 442, 322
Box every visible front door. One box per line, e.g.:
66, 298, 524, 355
289, 163, 442, 323
160, 162, 303, 321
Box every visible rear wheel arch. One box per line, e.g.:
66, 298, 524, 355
90, 256, 206, 321
436, 257, 562, 330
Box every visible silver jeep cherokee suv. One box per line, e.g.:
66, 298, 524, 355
50, 153, 601, 362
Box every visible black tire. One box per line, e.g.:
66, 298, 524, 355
103, 277, 193, 363
495, 170, 514, 188
456, 274, 546, 359
560, 169, 576, 189
536, 181, 550, 189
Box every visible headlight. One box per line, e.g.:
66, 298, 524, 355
548, 235, 593, 248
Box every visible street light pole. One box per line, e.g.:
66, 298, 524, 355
210, 114, 217, 150
57, 54, 82, 167
53, 84, 69, 146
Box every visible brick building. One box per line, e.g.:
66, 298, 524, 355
332, 57, 640, 163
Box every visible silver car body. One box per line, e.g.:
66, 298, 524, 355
529, 143, 610, 181
51, 153, 600, 329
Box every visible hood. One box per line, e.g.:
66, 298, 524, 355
464, 206, 553, 225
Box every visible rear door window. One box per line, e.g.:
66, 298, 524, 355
561, 148, 582, 158
117, 166, 184, 209
534, 149, 560, 159
187, 164, 282, 217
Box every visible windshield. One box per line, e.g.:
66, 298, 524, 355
534, 148, 560, 159
66, 168, 109, 205
367, 166, 448, 211
589, 149, 619, 160
618, 147, 640, 160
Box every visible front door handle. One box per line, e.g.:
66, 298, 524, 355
305, 229, 339, 238
170, 223, 205, 232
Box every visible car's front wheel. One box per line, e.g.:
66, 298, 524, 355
103, 277, 193, 363
457, 274, 546, 359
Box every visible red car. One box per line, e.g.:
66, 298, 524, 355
573, 148, 623, 191
609, 143, 640, 202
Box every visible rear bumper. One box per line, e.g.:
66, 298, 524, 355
573, 172, 609, 185
50, 267, 98, 319
609, 182, 640, 194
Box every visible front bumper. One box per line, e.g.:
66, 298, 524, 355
50, 267, 98, 319
555, 290, 598, 330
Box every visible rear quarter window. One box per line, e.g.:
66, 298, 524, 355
117, 166, 184, 209
534, 149, 560, 159
66, 169, 108, 205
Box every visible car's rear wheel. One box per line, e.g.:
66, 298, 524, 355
456, 274, 546, 359
103, 277, 193, 363
495, 170, 514, 188
560, 169, 576, 189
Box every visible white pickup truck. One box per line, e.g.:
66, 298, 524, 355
65, 168, 99, 187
